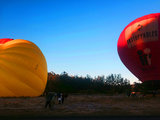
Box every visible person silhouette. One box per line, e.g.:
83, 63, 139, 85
57, 93, 62, 104
45, 92, 56, 109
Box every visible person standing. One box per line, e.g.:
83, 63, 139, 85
57, 93, 62, 104
45, 92, 56, 109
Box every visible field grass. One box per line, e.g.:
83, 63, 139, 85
0, 94, 160, 118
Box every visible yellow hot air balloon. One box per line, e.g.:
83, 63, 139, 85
0, 38, 47, 97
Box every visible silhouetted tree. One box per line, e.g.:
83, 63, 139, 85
44, 72, 131, 95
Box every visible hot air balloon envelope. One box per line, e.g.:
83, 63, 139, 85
0, 38, 47, 97
117, 13, 160, 83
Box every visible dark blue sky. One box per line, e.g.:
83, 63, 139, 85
1, 0, 160, 83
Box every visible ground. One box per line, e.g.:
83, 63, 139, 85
0, 94, 160, 119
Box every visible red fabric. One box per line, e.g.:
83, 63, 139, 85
117, 13, 160, 82
0, 38, 13, 44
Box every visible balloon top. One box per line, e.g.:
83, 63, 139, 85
0, 38, 14, 44
124, 13, 160, 30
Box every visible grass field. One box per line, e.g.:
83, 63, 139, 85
0, 94, 160, 118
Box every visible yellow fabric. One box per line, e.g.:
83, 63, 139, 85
0, 39, 47, 97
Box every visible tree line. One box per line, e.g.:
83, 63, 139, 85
44, 71, 131, 94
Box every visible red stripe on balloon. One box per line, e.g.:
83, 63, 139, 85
0, 38, 14, 44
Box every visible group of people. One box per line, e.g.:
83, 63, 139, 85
45, 92, 67, 109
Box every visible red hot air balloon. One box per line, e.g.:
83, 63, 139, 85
117, 13, 160, 83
